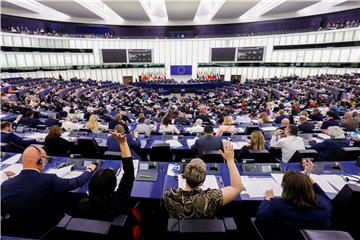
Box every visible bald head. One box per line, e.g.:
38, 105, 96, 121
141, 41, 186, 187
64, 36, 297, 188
344, 112, 353, 120
281, 118, 290, 127
22, 146, 47, 171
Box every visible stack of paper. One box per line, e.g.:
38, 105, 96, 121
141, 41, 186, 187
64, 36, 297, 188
261, 126, 278, 131
165, 140, 183, 148
317, 133, 331, 140
2, 163, 23, 175
26, 133, 47, 139
231, 141, 248, 150
178, 175, 219, 190
1, 154, 22, 165
310, 174, 338, 193
241, 177, 282, 198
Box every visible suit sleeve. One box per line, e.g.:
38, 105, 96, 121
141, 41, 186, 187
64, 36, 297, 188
11, 133, 36, 147
309, 140, 328, 151
52, 171, 92, 193
256, 199, 277, 222
111, 157, 135, 212
127, 136, 141, 148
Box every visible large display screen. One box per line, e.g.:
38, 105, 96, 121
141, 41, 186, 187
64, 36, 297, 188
101, 49, 127, 63
211, 48, 236, 61
237, 47, 264, 61
128, 49, 152, 63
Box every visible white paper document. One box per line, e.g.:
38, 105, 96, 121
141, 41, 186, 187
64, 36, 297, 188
1, 154, 22, 165
0, 114, 6, 118
241, 177, 283, 198
178, 175, 219, 190
116, 160, 139, 189
46, 165, 74, 178
165, 140, 183, 148
261, 126, 278, 131
140, 140, 147, 148
186, 138, 198, 147
237, 128, 245, 133
26, 133, 48, 139
231, 141, 248, 150
311, 174, 338, 193
3, 163, 23, 175
317, 133, 331, 140
271, 173, 284, 184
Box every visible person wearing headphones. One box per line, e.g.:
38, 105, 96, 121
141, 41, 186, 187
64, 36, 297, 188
1, 145, 97, 238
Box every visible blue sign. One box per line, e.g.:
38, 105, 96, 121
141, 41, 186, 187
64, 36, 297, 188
170, 65, 192, 75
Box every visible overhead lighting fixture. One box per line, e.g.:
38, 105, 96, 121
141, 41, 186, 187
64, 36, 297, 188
194, 0, 226, 22
74, 0, 124, 21
5, 0, 70, 18
138, 0, 168, 22
239, 0, 287, 20
297, 0, 348, 15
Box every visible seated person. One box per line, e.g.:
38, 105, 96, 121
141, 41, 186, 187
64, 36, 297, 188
270, 125, 305, 163
1, 121, 36, 148
258, 112, 270, 124
164, 141, 244, 218
188, 119, 204, 134
274, 109, 288, 124
298, 115, 315, 133
109, 114, 129, 133
135, 118, 154, 136
44, 113, 61, 128
159, 117, 180, 135
320, 111, 339, 132
107, 125, 141, 159
175, 112, 190, 125
1, 145, 97, 238
15, 109, 43, 127
237, 131, 265, 160
191, 126, 223, 157
280, 118, 290, 129
309, 108, 324, 122
256, 160, 332, 229
44, 125, 74, 156
77, 132, 135, 220
85, 114, 107, 133
339, 112, 359, 131
216, 116, 236, 136
310, 126, 350, 161
61, 116, 80, 132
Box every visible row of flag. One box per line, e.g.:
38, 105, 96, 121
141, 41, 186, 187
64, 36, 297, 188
197, 71, 221, 80
139, 72, 167, 81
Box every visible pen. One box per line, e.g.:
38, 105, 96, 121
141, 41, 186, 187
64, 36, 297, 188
139, 175, 152, 178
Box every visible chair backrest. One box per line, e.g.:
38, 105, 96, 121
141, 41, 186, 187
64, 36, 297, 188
335, 147, 360, 161
78, 128, 92, 133
331, 184, 360, 238
300, 229, 354, 240
150, 143, 173, 162
221, 132, 232, 136
244, 126, 260, 135
248, 149, 275, 163
288, 149, 318, 163
77, 137, 99, 158
201, 150, 224, 163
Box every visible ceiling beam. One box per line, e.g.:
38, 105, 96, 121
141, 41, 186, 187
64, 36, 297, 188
239, 0, 287, 20
5, 0, 70, 18
138, 0, 168, 22
194, 0, 226, 22
74, 0, 124, 21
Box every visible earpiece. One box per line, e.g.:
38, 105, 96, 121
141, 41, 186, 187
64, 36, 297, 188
30, 145, 43, 165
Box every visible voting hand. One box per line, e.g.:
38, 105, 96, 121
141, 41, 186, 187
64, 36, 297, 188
220, 141, 234, 162
112, 131, 126, 143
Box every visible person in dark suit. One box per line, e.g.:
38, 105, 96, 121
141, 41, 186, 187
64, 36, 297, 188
256, 160, 332, 230
44, 125, 74, 156
1, 145, 97, 238
109, 114, 129, 133
44, 113, 61, 128
191, 126, 223, 157
77, 132, 134, 220
1, 121, 36, 148
274, 109, 288, 124
175, 112, 190, 125
320, 111, 339, 132
16, 109, 44, 128
298, 115, 315, 133
107, 125, 141, 159
309, 108, 324, 122
310, 126, 350, 161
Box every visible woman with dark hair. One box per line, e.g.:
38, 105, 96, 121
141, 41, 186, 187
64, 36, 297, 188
77, 132, 135, 220
256, 160, 332, 229
159, 117, 180, 134
44, 125, 74, 156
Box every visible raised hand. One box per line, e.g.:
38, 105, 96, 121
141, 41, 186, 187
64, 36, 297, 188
112, 131, 126, 144
220, 141, 234, 162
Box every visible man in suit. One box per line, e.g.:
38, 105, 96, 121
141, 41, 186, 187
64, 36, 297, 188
16, 109, 43, 128
298, 115, 315, 133
320, 111, 339, 132
274, 109, 288, 124
191, 126, 224, 157
107, 124, 141, 159
1, 145, 97, 238
44, 113, 61, 128
309, 108, 324, 122
109, 114, 129, 133
339, 112, 359, 131
1, 121, 36, 148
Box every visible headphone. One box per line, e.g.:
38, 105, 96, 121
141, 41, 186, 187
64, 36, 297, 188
342, 174, 360, 184
30, 145, 44, 165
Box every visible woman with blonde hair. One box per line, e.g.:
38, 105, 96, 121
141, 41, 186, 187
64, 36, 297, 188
258, 112, 270, 124
216, 116, 236, 136
237, 131, 265, 160
85, 114, 107, 133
